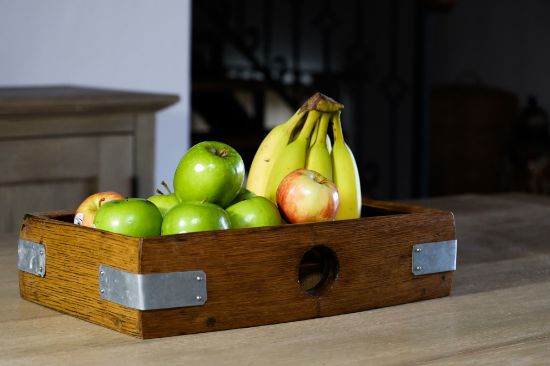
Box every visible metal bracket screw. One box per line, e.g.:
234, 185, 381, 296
196, 295, 202, 301
196, 276, 203, 281
415, 266, 422, 271
415, 248, 422, 252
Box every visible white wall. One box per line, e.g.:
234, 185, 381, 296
0, 0, 191, 194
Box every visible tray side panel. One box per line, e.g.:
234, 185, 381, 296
140, 224, 320, 338
316, 211, 455, 316
138, 210, 456, 338
18, 214, 143, 337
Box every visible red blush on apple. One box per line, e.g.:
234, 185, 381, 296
276, 169, 339, 224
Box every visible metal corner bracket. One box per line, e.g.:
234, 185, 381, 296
17, 239, 46, 277
98, 265, 207, 311
412, 239, 457, 276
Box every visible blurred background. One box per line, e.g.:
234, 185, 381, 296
1, 0, 550, 232
189, 0, 550, 200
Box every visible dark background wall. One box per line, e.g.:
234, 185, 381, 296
432, 0, 550, 106
190, 0, 550, 199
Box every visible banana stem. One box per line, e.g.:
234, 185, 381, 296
297, 110, 320, 145
331, 111, 345, 143
285, 110, 306, 131
299, 92, 344, 113
316, 113, 331, 146
309, 118, 321, 147
286, 110, 307, 144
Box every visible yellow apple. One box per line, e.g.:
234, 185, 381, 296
74, 191, 125, 227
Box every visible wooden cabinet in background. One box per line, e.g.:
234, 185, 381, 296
430, 85, 518, 196
0, 86, 178, 232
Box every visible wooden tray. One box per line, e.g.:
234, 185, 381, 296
17, 199, 456, 339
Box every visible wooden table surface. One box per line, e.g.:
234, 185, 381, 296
2, 193, 550, 365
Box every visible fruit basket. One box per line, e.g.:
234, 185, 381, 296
17, 199, 456, 339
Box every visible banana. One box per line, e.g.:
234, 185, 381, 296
331, 111, 362, 220
247, 92, 346, 205
246, 110, 305, 197
308, 115, 332, 152
306, 112, 333, 180
265, 110, 321, 202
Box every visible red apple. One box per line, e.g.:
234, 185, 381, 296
276, 169, 339, 224
74, 191, 125, 227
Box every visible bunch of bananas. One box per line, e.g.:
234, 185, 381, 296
246, 93, 362, 220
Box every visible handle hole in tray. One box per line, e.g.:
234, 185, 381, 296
298, 245, 339, 296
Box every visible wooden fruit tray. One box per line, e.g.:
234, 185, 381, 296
17, 199, 456, 339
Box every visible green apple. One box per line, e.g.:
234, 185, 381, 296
147, 193, 180, 217
173, 141, 245, 208
228, 187, 257, 206
226, 196, 282, 229
94, 198, 162, 237
147, 180, 181, 217
161, 201, 231, 235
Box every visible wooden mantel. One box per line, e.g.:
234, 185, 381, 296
0, 85, 179, 233
0, 85, 179, 115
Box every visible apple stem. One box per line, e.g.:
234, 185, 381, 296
156, 188, 164, 195
161, 180, 173, 194
218, 149, 230, 158
317, 177, 329, 185
201, 198, 209, 204
98, 197, 106, 207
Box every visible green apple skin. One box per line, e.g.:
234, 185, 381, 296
161, 201, 231, 235
147, 193, 180, 217
228, 187, 257, 206
94, 198, 162, 237
173, 141, 245, 208
226, 196, 282, 229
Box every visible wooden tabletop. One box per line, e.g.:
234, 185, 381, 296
2, 193, 550, 365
